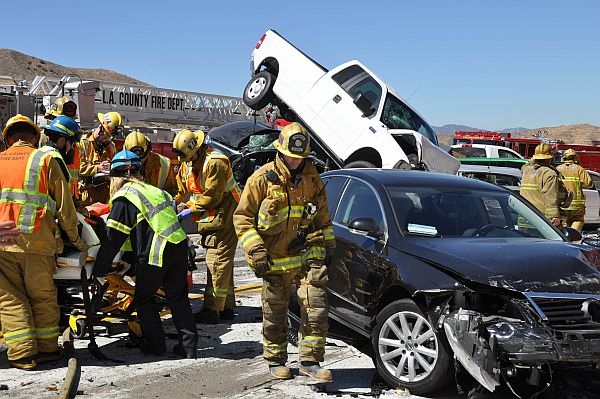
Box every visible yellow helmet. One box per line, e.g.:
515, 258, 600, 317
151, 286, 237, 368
44, 95, 78, 119
273, 122, 310, 158
124, 130, 151, 160
563, 148, 578, 161
531, 143, 553, 160
172, 129, 205, 162
97, 112, 123, 136
2, 114, 41, 142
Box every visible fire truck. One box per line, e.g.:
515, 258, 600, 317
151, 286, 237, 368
452, 130, 600, 172
0, 74, 267, 171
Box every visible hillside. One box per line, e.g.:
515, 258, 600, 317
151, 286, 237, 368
0, 49, 148, 86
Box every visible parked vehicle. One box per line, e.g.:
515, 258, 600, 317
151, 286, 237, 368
243, 29, 459, 174
458, 163, 600, 228
459, 157, 528, 170
450, 143, 524, 159
289, 169, 600, 396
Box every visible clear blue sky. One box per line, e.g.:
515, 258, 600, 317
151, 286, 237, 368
2, 1, 599, 131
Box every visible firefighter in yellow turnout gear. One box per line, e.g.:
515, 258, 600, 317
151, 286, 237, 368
520, 143, 569, 227
0, 115, 87, 370
557, 149, 593, 232
124, 130, 177, 196
233, 122, 335, 382
173, 130, 240, 323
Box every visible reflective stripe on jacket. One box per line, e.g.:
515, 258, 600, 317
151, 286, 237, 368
520, 162, 565, 219
557, 161, 593, 210
0, 145, 56, 233
109, 181, 186, 266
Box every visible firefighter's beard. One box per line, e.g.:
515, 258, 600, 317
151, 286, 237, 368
60, 146, 74, 165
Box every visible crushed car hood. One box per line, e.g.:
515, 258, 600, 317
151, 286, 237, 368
207, 120, 278, 149
400, 238, 600, 294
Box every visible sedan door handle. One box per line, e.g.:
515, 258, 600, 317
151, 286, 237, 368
333, 95, 342, 103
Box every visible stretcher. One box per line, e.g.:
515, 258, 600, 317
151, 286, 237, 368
52, 205, 152, 360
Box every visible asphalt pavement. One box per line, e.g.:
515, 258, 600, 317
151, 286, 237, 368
0, 244, 514, 399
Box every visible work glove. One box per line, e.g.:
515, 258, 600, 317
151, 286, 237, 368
249, 246, 273, 278
177, 202, 188, 214
72, 237, 89, 260
305, 230, 324, 246
177, 208, 193, 221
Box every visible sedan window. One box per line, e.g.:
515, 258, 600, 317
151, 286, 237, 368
386, 186, 563, 240
322, 176, 348, 218
335, 180, 384, 232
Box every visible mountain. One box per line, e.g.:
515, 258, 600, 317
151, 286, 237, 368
432, 124, 480, 136
0, 49, 148, 86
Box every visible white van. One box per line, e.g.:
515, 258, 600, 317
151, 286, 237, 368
243, 30, 459, 174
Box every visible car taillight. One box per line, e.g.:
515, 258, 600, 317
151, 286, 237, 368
256, 34, 266, 49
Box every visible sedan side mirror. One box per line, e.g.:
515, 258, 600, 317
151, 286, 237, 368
348, 217, 384, 239
561, 226, 582, 243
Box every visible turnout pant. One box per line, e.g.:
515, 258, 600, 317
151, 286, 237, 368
261, 261, 328, 365
202, 223, 237, 312
135, 240, 198, 354
562, 207, 586, 232
0, 252, 59, 360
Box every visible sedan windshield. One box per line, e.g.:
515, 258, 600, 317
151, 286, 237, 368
386, 185, 563, 240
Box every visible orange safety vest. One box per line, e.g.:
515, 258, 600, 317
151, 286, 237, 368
0, 145, 56, 233
68, 146, 81, 198
184, 149, 241, 222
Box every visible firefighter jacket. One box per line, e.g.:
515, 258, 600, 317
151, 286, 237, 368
557, 161, 593, 211
175, 148, 240, 233
93, 180, 186, 275
520, 162, 567, 219
77, 132, 116, 203
39, 144, 70, 183
143, 151, 177, 196
0, 140, 81, 256
233, 155, 335, 272
68, 146, 81, 198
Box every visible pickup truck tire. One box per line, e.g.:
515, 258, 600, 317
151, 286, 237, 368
243, 71, 275, 110
344, 160, 376, 169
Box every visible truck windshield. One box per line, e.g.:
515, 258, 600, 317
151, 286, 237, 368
381, 94, 438, 145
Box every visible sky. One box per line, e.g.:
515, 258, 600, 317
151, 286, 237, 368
2, 1, 599, 131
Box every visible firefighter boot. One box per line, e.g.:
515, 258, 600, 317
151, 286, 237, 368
194, 308, 219, 324
37, 349, 63, 364
269, 364, 292, 380
9, 355, 37, 371
299, 361, 333, 382
219, 308, 235, 321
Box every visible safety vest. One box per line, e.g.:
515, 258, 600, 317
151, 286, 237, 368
38, 145, 69, 182
109, 181, 186, 266
0, 145, 56, 234
184, 149, 241, 222
68, 146, 81, 197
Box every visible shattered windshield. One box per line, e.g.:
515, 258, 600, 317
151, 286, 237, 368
381, 94, 438, 145
386, 186, 563, 240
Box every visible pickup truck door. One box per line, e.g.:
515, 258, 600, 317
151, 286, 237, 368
307, 63, 384, 163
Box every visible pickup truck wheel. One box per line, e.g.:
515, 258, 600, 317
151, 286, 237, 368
344, 160, 376, 168
372, 299, 452, 395
243, 71, 275, 110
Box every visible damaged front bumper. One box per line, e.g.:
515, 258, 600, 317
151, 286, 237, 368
441, 292, 600, 392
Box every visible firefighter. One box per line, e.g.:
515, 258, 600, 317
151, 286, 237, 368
39, 115, 82, 197
173, 129, 239, 324
93, 150, 198, 358
0, 114, 87, 370
43, 95, 78, 121
77, 111, 121, 205
557, 149, 593, 232
124, 130, 177, 195
520, 143, 569, 227
233, 122, 335, 382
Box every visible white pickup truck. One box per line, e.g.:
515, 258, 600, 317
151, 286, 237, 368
242, 30, 459, 174
450, 144, 524, 159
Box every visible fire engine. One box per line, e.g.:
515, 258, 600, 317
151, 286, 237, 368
0, 74, 267, 171
452, 130, 600, 172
